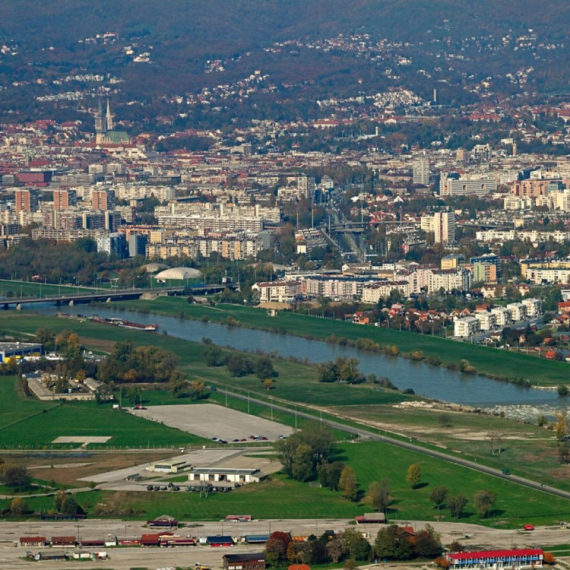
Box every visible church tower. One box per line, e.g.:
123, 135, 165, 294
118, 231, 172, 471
106, 99, 114, 131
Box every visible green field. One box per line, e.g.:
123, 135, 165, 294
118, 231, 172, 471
0, 279, 89, 298
0, 377, 204, 448
116, 297, 570, 386
5, 441, 569, 526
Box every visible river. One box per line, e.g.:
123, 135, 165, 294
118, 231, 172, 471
32, 304, 563, 408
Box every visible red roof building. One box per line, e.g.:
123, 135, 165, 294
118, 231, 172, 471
445, 548, 543, 569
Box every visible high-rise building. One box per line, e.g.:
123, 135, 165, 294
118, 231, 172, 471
97, 232, 127, 259
413, 158, 430, 186
53, 189, 77, 211
128, 233, 148, 257
92, 189, 116, 211
14, 189, 39, 213
433, 211, 455, 244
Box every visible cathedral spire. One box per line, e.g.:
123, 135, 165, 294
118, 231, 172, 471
106, 98, 113, 131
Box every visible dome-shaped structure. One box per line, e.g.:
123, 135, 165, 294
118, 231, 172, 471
155, 267, 202, 280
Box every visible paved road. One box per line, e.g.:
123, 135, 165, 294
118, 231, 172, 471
219, 389, 569, 501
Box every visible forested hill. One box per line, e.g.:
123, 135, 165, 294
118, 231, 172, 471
1, 0, 569, 45
1, 0, 570, 119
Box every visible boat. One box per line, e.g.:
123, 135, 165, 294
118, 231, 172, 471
89, 315, 159, 332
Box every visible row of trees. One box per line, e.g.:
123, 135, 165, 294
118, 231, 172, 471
317, 356, 363, 384
265, 525, 442, 567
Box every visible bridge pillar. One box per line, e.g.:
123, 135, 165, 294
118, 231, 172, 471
16, 304, 21, 311
69, 300, 74, 306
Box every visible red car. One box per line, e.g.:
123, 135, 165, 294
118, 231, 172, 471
524, 524, 534, 531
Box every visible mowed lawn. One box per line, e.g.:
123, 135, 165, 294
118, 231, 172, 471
342, 441, 570, 526
0, 313, 407, 408
0, 377, 205, 448
125, 298, 570, 386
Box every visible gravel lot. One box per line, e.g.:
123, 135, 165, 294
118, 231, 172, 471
130, 404, 294, 442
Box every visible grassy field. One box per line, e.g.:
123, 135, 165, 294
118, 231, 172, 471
0, 279, 88, 298
0, 312, 407, 408
118, 297, 570, 386
5, 441, 569, 526
0, 377, 205, 448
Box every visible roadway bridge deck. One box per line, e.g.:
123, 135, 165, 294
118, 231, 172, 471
1, 284, 231, 309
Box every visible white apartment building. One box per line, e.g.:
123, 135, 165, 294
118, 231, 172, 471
526, 267, 570, 284
522, 297, 542, 317
252, 280, 303, 303
506, 302, 527, 321
412, 157, 430, 185
491, 307, 512, 326
474, 312, 497, 331
420, 212, 455, 243
454, 317, 480, 338
361, 281, 410, 303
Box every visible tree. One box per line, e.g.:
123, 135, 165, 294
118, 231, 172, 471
10, 497, 28, 516
555, 411, 568, 441
342, 528, 371, 561
438, 413, 452, 428
326, 538, 345, 563
189, 380, 206, 400
414, 525, 443, 558
275, 426, 333, 481
61, 495, 82, 515
367, 478, 392, 514
374, 525, 413, 560
226, 354, 254, 377
203, 345, 226, 367
263, 378, 274, 391
487, 430, 505, 454
406, 463, 421, 489
448, 494, 468, 519
473, 490, 497, 518
0, 463, 30, 490
291, 444, 313, 482
255, 356, 276, 380
53, 490, 67, 512
338, 466, 358, 501
558, 442, 570, 464
318, 460, 345, 491
429, 486, 449, 511
265, 532, 291, 567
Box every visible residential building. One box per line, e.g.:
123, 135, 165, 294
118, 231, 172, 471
454, 317, 480, 337
506, 302, 527, 321
252, 280, 302, 303
473, 262, 497, 283
92, 189, 116, 211
433, 211, 455, 244
412, 157, 430, 185
53, 189, 77, 211
522, 297, 542, 317
128, 233, 148, 257
441, 254, 463, 270
491, 307, 512, 326
361, 281, 409, 303
474, 312, 497, 331
96, 232, 127, 259
14, 189, 39, 213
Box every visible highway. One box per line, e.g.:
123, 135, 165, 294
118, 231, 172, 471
219, 389, 569, 501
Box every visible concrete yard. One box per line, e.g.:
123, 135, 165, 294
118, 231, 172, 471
129, 403, 294, 442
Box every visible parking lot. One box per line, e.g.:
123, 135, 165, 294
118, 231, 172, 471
130, 403, 294, 442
